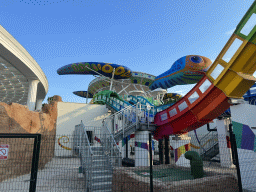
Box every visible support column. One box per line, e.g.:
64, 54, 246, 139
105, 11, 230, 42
158, 139, 164, 164
135, 131, 150, 167
120, 137, 128, 159
164, 136, 170, 164
26, 80, 39, 111
126, 136, 128, 158
35, 98, 43, 111
120, 139, 125, 158
216, 118, 234, 168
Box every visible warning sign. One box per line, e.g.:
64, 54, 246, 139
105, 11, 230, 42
0, 144, 9, 160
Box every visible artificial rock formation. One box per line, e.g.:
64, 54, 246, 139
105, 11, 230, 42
0, 95, 62, 182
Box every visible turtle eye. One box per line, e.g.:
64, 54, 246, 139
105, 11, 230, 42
190, 56, 203, 63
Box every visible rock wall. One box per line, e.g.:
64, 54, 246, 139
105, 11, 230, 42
0, 95, 61, 182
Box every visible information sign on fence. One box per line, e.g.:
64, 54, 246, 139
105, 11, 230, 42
0, 144, 9, 160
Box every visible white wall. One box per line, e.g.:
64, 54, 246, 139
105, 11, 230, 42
230, 104, 256, 191
54, 102, 110, 156
216, 119, 234, 168
231, 104, 256, 135
188, 120, 217, 139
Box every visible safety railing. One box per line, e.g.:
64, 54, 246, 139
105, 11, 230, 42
74, 121, 122, 191
74, 122, 94, 191
198, 131, 219, 157
136, 103, 155, 124
103, 101, 156, 145
137, 96, 154, 106
101, 120, 122, 167
127, 95, 138, 105
249, 99, 256, 105
104, 104, 137, 136
106, 96, 131, 111
129, 95, 173, 114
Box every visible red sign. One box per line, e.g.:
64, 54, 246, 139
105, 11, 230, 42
0, 144, 9, 160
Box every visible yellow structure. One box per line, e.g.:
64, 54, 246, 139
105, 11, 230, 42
206, 1, 256, 98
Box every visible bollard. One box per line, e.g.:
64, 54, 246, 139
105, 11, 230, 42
185, 151, 204, 179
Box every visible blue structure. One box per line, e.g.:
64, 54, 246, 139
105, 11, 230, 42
243, 83, 256, 104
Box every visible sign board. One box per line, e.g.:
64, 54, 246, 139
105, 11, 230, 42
0, 144, 9, 160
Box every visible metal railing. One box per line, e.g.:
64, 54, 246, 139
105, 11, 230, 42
74, 121, 122, 191
74, 122, 94, 191
249, 99, 256, 105
104, 101, 155, 135
198, 131, 219, 156
101, 121, 122, 167
94, 93, 173, 115
136, 103, 155, 124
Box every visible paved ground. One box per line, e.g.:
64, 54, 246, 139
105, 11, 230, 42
0, 157, 86, 192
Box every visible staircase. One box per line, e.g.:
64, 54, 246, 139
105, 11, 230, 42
90, 146, 113, 192
201, 143, 219, 161
74, 121, 121, 192
198, 132, 219, 161
103, 102, 156, 142
75, 100, 156, 191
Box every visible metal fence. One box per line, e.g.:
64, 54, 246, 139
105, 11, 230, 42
110, 133, 241, 192
72, 122, 245, 192
74, 121, 121, 191
0, 133, 41, 192
1, 127, 252, 191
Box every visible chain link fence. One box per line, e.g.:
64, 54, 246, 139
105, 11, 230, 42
0, 129, 250, 192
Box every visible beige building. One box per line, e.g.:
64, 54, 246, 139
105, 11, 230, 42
0, 25, 48, 111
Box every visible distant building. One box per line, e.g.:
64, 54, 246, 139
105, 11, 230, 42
0, 25, 48, 111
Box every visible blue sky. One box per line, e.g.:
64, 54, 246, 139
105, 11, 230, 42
0, 0, 254, 104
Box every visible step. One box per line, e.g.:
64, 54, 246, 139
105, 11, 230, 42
92, 181, 112, 191
92, 175, 112, 183
91, 169, 112, 176
92, 150, 104, 155
92, 164, 112, 170
93, 159, 111, 166
91, 146, 103, 151
93, 158, 109, 162
94, 189, 112, 192
93, 155, 105, 158
92, 152, 104, 156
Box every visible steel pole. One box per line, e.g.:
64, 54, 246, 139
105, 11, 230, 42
109, 68, 116, 91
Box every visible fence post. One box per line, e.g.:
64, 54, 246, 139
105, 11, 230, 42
149, 132, 153, 192
158, 139, 164, 164
164, 136, 170, 164
229, 123, 243, 192
29, 134, 41, 192
125, 136, 128, 158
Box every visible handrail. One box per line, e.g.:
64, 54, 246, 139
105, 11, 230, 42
101, 118, 122, 167
199, 132, 218, 155
200, 128, 217, 142
80, 121, 94, 155
74, 121, 95, 191
105, 123, 122, 154
137, 96, 154, 106
106, 103, 134, 118
200, 131, 218, 145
